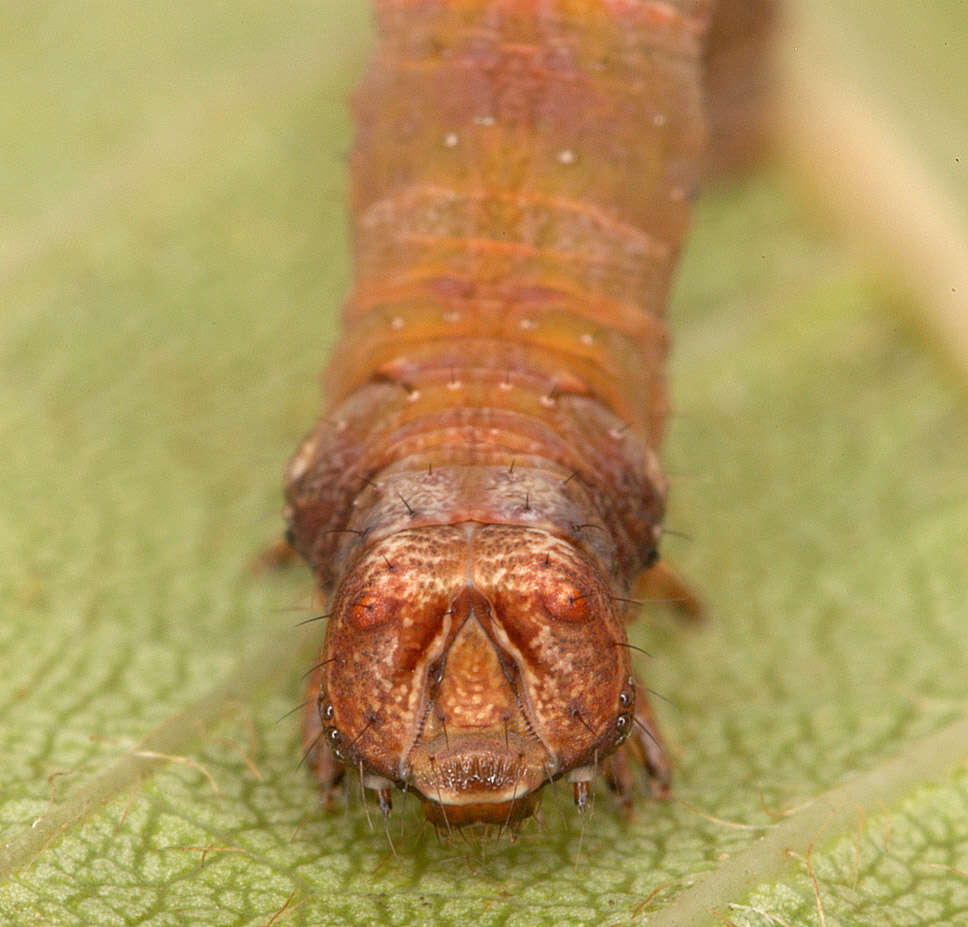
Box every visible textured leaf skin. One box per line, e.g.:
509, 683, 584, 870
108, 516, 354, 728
1, 2, 967, 926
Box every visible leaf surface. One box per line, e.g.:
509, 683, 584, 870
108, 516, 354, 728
1, 2, 966, 925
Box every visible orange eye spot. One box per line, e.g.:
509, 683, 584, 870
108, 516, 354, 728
348, 594, 393, 629
542, 583, 593, 623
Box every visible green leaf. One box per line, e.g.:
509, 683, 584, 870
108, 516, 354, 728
2, 3, 966, 926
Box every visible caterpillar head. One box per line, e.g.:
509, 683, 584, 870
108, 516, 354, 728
313, 523, 637, 826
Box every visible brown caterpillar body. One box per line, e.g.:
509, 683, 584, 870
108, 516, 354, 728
285, 0, 774, 827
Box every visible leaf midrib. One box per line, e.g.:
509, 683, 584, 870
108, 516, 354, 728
647, 714, 968, 926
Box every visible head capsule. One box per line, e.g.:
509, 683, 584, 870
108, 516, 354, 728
314, 523, 636, 826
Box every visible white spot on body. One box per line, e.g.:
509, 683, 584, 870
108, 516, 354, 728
390, 315, 405, 330
473, 115, 496, 126
519, 318, 536, 331
579, 332, 595, 346
652, 113, 667, 127
443, 132, 459, 148
288, 437, 318, 479
556, 148, 576, 165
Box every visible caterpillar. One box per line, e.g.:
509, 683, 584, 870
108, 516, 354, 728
284, 0, 775, 828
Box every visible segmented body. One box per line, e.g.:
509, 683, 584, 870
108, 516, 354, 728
284, 0, 774, 825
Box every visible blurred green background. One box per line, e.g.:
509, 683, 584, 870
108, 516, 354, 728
1, 2, 966, 925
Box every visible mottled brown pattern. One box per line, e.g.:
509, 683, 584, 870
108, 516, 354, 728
287, 0, 775, 826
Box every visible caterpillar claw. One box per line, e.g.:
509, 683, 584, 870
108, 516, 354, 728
572, 778, 592, 813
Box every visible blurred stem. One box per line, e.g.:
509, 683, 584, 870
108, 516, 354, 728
779, 29, 968, 383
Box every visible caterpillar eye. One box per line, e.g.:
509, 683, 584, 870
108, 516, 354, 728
614, 712, 634, 746
325, 726, 346, 762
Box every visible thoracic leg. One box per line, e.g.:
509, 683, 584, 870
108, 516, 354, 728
634, 560, 705, 622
